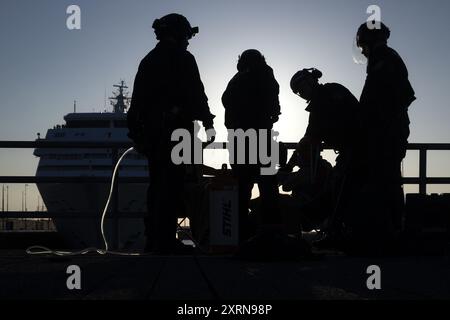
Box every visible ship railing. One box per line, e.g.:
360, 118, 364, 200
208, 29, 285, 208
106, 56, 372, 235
0, 141, 449, 246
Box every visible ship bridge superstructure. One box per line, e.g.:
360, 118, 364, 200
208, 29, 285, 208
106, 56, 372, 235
34, 82, 147, 177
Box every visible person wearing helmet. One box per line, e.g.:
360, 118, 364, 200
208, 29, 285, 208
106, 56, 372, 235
285, 68, 362, 248
222, 49, 282, 244
127, 13, 215, 254
287, 68, 360, 169
352, 21, 415, 253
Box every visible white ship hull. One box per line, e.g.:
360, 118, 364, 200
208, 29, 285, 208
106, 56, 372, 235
37, 181, 148, 249
33, 83, 156, 249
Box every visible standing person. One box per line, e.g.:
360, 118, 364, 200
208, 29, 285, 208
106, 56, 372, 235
127, 13, 216, 254
222, 49, 282, 243
286, 68, 362, 247
353, 21, 416, 252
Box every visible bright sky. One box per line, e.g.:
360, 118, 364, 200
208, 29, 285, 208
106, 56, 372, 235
0, 0, 449, 210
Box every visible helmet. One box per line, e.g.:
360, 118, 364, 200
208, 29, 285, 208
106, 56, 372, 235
237, 49, 266, 72
290, 68, 322, 94
356, 21, 390, 48
152, 13, 199, 40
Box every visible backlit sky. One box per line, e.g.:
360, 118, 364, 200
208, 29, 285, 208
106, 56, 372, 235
1, 0, 450, 210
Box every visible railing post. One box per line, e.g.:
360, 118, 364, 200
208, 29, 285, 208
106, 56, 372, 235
111, 147, 120, 249
419, 148, 427, 195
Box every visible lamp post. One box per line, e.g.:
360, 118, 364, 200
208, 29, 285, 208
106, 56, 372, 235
24, 184, 28, 212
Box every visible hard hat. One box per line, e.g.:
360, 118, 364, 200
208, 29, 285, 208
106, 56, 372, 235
290, 68, 322, 94
152, 13, 199, 40
356, 21, 390, 48
237, 49, 266, 72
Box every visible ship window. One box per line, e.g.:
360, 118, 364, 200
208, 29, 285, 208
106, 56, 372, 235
122, 166, 148, 171
67, 120, 111, 128
53, 132, 66, 138
91, 166, 114, 170
48, 154, 82, 160
127, 154, 146, 160
39, 166, 89, 171
84, 153, 108, 159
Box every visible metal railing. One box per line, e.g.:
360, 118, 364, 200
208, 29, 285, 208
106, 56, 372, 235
1, 140, 449, 219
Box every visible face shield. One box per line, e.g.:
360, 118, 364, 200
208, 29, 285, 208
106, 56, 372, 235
352, 37, 367, 65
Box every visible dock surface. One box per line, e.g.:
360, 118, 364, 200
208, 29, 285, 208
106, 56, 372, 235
1, 248, 449, 300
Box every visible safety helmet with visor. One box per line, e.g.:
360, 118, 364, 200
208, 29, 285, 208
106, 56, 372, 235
152, 13, 199, 41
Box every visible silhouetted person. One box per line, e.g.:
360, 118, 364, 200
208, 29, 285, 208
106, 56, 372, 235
127, 13, 215, 254
280, 152, 332, 200
222, 49, 281, 243
275, 152, 333, 234
284, 68, 362, 247
353, 21, 415, 251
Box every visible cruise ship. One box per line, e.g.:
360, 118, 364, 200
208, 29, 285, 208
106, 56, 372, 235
33, 82, 148, 249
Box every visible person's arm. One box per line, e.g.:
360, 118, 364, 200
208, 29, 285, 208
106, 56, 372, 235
127, 63, 146, 144
281, 111, 317, 172
258, 67, 281, 123
127, 56, 166, 154
386, 52, 416, 110
184, 53, 215, 128
222, 73, 242, 129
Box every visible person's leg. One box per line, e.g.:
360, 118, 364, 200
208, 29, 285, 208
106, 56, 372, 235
387, 158, 405, 233
345, 140, 398, 253
257, 174, 281, 225
145, 150, 185, 252
145, 157, 165, 251
313, 150, 363, 249
375, 137, 405, 234
254, 128, 281, 227
232, 165, 254, 243
160, 161, 185, 251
